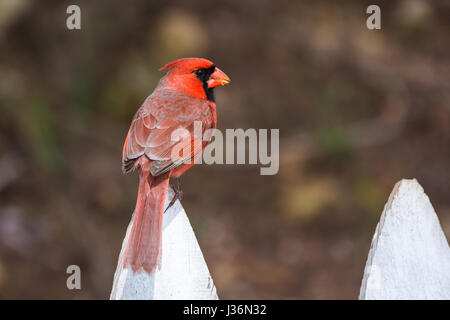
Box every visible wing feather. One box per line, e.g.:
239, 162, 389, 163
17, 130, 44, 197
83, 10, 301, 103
122, 89, 214, 175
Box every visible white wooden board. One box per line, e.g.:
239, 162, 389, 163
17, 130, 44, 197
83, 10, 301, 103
110, 188, 218, 300
360, 179, 450, 299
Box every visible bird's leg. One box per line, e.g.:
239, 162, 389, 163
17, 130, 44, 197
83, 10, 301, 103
165, 178, 183, 213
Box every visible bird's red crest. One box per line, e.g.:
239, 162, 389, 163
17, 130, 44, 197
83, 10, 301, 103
159, 57, 214, 72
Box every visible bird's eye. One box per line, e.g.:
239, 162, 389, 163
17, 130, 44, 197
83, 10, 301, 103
195, 69, 205, 76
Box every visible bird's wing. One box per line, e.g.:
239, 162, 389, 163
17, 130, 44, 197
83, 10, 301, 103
122, 90, 214, 175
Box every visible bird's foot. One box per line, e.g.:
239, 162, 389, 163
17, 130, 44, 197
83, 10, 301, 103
165, 178, 183, 213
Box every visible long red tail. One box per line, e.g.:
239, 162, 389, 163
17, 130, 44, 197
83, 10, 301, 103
123, 164, 170, 274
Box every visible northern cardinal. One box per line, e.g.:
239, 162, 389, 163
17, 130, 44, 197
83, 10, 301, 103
122, 58, 230, 274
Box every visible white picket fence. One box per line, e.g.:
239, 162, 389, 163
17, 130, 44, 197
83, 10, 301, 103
111, 179, 450, 300
110, 187, 217, 300
360, 179, 450, 299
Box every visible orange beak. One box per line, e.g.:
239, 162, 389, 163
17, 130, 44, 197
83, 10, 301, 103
207, 67, 231, 88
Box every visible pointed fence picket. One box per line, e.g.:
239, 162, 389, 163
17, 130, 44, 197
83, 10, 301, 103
111, 179, 450, 300
110, 188, 218, 300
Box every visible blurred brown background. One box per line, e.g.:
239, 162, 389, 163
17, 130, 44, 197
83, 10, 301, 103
0, 0, 449, 299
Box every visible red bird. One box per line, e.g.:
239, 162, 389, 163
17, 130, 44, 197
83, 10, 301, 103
122, 58, 230, 274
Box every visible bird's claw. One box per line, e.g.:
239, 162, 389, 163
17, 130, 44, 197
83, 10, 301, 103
164, 179, 183, 213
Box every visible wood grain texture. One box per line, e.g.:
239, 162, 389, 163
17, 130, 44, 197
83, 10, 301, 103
360, 179, 450, 299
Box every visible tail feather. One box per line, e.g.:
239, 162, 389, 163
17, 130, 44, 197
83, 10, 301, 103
123, 169, 170, 274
